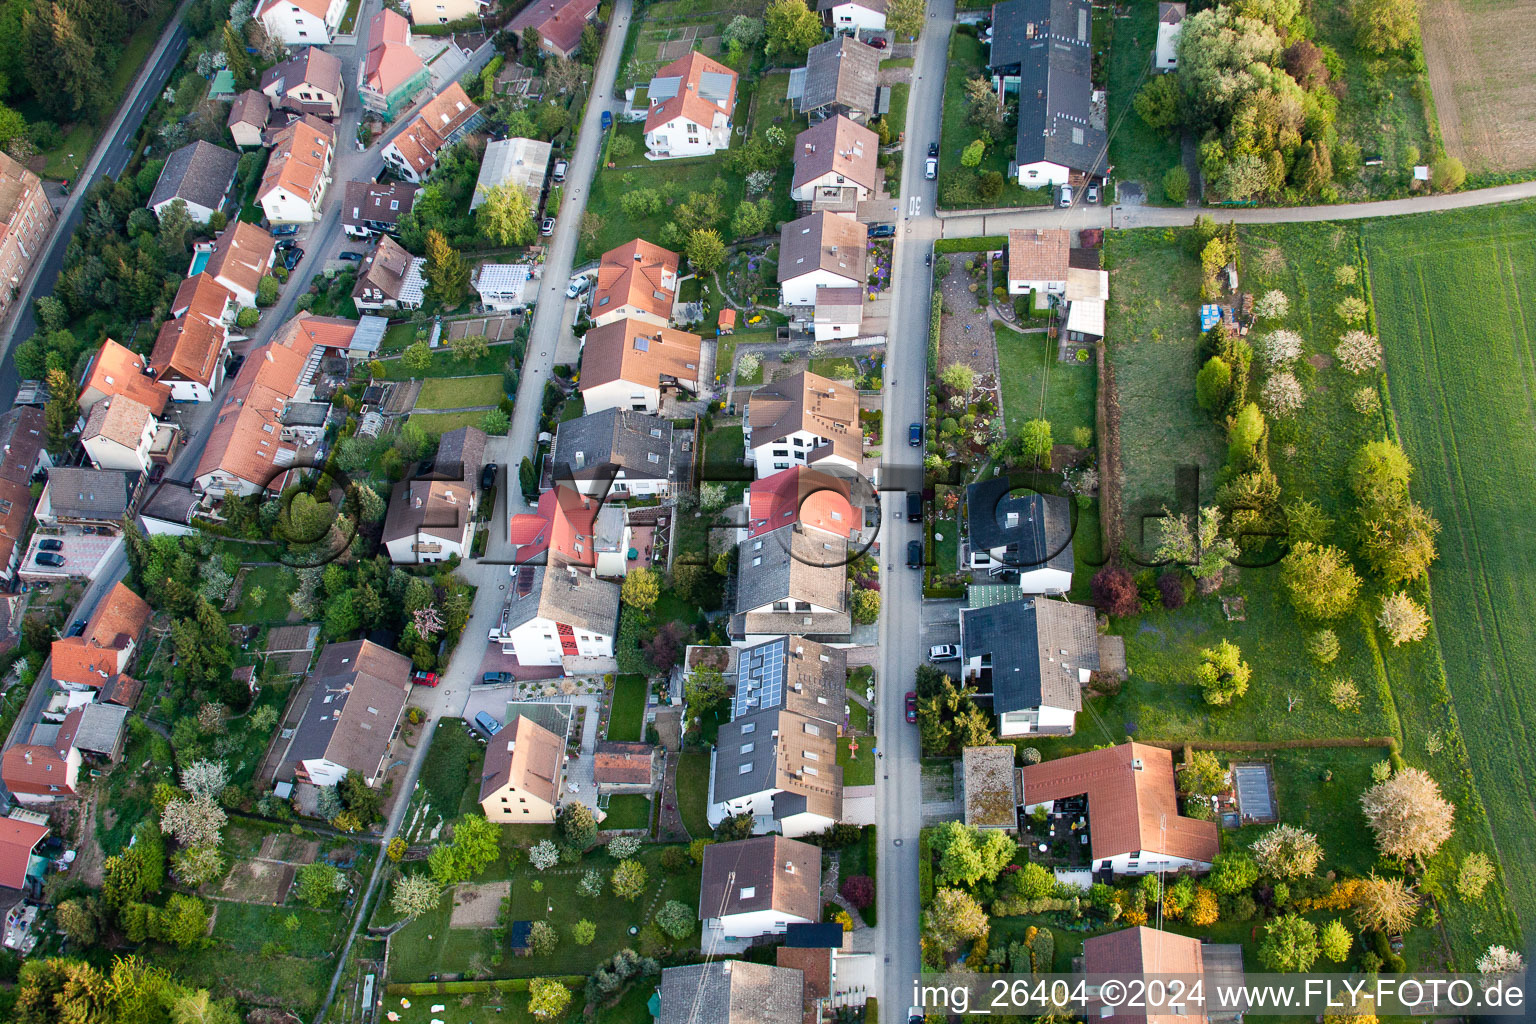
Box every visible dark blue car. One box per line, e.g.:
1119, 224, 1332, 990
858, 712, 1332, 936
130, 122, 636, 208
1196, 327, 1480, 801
909, 423, 922, 447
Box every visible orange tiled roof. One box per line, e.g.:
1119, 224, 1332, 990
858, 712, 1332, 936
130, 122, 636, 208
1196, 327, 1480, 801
0, 816, 48, 888
592, 238, 679, 322
277, 314, 357, 350
78, 339, 171, 416
51, 582, 151, 688
206, 220, 276, 299
195, 338, 312, 490
579, 318, 701, 393
748, 466, 856, 539
643, 50, 737, 134
261, 115, 335, 204
364, 9, 425, 94
1, 744, 73, 797
389, 83, 480, 175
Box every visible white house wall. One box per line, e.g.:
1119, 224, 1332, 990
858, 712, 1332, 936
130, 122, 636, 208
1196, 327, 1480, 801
1015, 159, 1071, 188
781, 268, 860, 308
581, 379, 661, 414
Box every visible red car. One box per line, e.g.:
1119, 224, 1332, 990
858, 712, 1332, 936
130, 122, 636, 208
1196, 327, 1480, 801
411, 671, 439, 687
905, 691, 918, 724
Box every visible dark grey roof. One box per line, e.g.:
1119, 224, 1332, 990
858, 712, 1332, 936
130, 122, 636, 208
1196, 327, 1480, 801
658, 961, 803, 1024
959, 597, 1096, 715
149, 141, 239, 213
139, 481, 200, 525
711, 709, 780, 803
46, 468, 128, 520
550, 408, 672, 486
965, 479, 1073, 572
282, 402, 331, 427
784, 921, 846, 948
434, 425, 488, 483
798, 37, 881, 116
735, 525, 849, 617
990, 0, 1107, 177
72, 702, 129, 755
341, 180, 419, 230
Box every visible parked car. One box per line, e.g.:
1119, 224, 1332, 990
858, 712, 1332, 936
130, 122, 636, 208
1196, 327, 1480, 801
282, 247, 304, 270
924, 157, 937, 180
908, 422, 922, 447
270, 224, 298, 237
227, 354, 246, 377
907, 539, 923, 568
566, 273, 591, 298
924, 250, 931, 266
338, 250, 364, 261
37, 538, 62, 552
1086, 183, 1099, 204
904, 693, 918, 724
929, 644, 959, 661
149, 464, 166, 483
927, 141, 938, 158
600, 110, 613, 131
481, 671, 513, 685
906, 491, 921, 523
481, 463, 498, 490
411, 670, 439, 687
1058, 184, 1074, 207
473, 711, 503, 738
869, 223, 896, 238
541, 217, 555, 236
275, 239, 296, 251
67, 619, 87, 637
553, 159, 568, 183
868, 34, 888, 49
34, 552, 65, 568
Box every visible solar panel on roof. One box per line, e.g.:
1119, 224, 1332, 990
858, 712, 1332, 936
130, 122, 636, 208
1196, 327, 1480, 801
649, 75, 681, 101
733, 636, 786, 719
698, 71, 733, 103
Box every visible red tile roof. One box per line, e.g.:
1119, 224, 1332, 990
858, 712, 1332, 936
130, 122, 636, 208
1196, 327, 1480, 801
50, 582, 151, 688
0, 817, 48, 889
643, 50, 737, 135
507, 0, 598, 55
593, 238, 679, 322
748, 467, 856, 540
1, 744, 74, 797
79, 339, 171, 416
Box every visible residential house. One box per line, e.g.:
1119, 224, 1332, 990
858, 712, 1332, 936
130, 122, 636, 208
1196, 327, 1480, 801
794, 37, 882, 123
658, 962, 804, 1024
341, 180, 420, 237
492, 564, 621, 669
202, 220, 277, 308
818, 0, 886, 33
593, 741, 657, 797
1086, 925, 1246, 1024
150, 275, 232, 402
283, 640, 413, 787
1155, 2, 1186, 72
708, 707, 843, 837
578, 318, 702, 414
0, 153, 57, 316
0, 815, 50, 895
745, 369, 861, 478
138, 482, 202, 537
258, 115, 336, 224
700, 837, 822, 939
643, 51, 738, 158
193, 334, 315, 496
56, 702, 131, 766
1064, 264, 1109, 343
77, 339, 171, 417
479, 712, 567, 822
963, 745, 1019, 830
381, 83, 485, 182
506, 0, 599, 58
964, 478, 1073, 590
34, 468, 129, 530
50, 582, 151, 693
352, 234, 426, 310
1007, 227, 1070, 296
1022, 742, 1220, 874
728, 634, 847, 724
0, 407, 49, 584
257, 0, 347, 45
80, 395, 157, 474
989, 0, 1107, 186
548, 408, 674, 498
147, 141, 239, 222
281, 401, 331, 446
260, 47, 345, 119
590, 238, 679, 328
227, 89, 271, 147
471, 136, 552, 209
505, 484, 632, 577
382, 424, 486, 562
958, 595, 1096, 736
359, 9, 430, 119
791, 115, 878, 215
778, 211, 868, 308
410, 0, 488, 24
747, 466, 858, 541
812, 286, 864, 341
1, 744, 80, 804
472, 263, 532, 312
732, 526, 851, 641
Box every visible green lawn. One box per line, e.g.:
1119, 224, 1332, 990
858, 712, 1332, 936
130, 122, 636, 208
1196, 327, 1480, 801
1100, 3, 1183, 203
211, 902, 347, 958
415, 374, 507, 410
698, 424, 747, 482
602, 794, 652, 830
381, 345, 513, 379
886, 82, 909, 136
994, 325, 1096, 441
848, 700, 869, 734
382, 321, 418, 354
837, 735, 875, 786
676, 751, 712, 839
387, 843, 702, 981
227, 565, 297, 624
1362, 202, 1536, 946
608, 675, 647, 741
338, 0, 362, 33
409, 720, 485, 841
408, 409, 492, 434
930, 513, 958, 573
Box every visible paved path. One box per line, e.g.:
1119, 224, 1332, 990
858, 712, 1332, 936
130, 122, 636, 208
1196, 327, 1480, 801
939, 179, 1536, 238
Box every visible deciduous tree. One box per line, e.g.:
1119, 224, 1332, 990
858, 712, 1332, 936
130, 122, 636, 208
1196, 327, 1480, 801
1259, 913, 1319, 971
528, 978, 571, 1019
1360, 766, 1453, 861
925, 887, 988, 950
1281, 542, 1361, 620
1250, 824, 1323, 879
611, 858, 648, 900
1196, 639, 1251, 705
478, 184, 536, 246
1352, 873, 1419, 933
764, 0, 824, 60
391, 874, 441, 919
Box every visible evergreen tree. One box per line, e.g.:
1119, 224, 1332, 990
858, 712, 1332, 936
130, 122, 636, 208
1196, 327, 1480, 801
222, 22, 252, 88
424, 229, 470, 306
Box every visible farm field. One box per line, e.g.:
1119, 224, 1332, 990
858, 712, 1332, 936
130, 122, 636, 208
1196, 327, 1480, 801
1363, 200, 1536, 941
1101, 216, 1522, 963
1418, 0, 1536, 174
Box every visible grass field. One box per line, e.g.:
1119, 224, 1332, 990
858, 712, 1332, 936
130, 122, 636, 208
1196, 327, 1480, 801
676, 751, 712, 838
1099, 3, 1182, 203
608, 675, 647, 741
408, 410, 491, 434
414, 374, 506, 410
602, 794, 652, 830
227, 565, 297, 624
1363, 201, 1536, 946
994, 325, 1096, 439
837, 735, 875, 786
1101, 215, 1524, 963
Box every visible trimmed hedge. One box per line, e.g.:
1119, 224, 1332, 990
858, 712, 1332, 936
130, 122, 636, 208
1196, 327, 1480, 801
935, 235, 1009, 254
918, 829, 934, 903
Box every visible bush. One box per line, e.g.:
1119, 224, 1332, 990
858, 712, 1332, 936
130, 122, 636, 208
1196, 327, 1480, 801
1091, 566, 1138, 617
1157, 572, 1188, 609
841, 874, 875, 908
1163, 164, 1189, 203
236, 307, 259, 328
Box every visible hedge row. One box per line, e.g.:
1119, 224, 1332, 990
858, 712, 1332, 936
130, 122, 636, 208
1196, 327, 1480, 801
385, 976, 585, 996
934, 235, 1009, 254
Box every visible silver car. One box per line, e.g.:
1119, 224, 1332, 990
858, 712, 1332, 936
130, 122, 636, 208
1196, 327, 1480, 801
929, 644, 959, 661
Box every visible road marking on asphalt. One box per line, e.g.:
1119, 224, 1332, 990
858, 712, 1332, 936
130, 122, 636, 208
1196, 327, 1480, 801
909, 196, 921, 216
